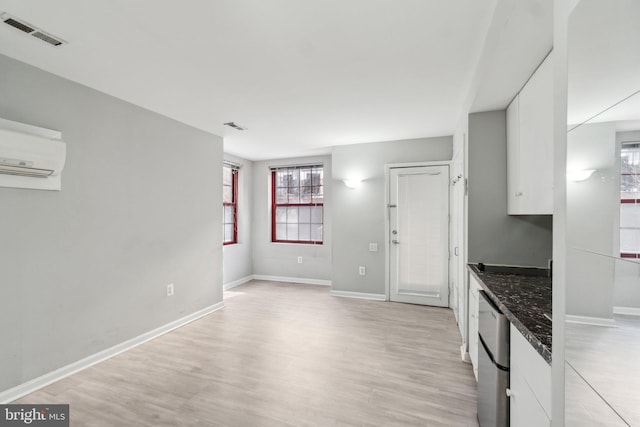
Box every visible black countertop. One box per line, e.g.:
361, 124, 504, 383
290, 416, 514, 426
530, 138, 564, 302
468, 264, 552, 364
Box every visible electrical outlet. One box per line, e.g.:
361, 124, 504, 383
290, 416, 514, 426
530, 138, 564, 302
297, 256, 303, 264
166, 283, 174, 297
369, 243, 378, 252
359, 266, 366, 275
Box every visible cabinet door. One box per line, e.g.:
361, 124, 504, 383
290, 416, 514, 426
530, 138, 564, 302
468, 277, 480, 380
507, 95, 522, 214
509, 325, 552, 426
517, 52, 554, 214
509, 371, 551, 427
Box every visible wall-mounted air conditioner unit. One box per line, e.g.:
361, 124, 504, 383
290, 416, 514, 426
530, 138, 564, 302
0, 118, 66, 191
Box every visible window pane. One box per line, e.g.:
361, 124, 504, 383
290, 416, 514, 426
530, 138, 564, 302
621, 203, 640, 228
287, 224, 299, 240
300, 168, 312, 187
311, 206, 323, 224
312, 186, 323, 203
223, 185, 233, 203
312, 169, 323, 186
224, 206, 235, 223
311, 225, 323, 242
300, 186, 312, 203
224, 224, 234, 242
621, 229, 640, 253
223, 166, 232, 186
276, 224, 287, 241
275, 172, 285, 187
287, 207, 298, 223
275, 207, 287, 223
288, 186, 300, 203
299, 224, 311, 241
299, 206, 311, 223
275, 188, 288, 204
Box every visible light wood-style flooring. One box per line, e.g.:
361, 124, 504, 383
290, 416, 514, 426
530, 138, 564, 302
14, 281, 478, 426
565, 315, 640, 426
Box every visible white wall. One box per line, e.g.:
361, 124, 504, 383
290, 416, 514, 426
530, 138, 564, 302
223, 153, 254, 288
251, 155, 332, 283
566, 121, 617, 318
467, 110, 553, 267
0, 54, 223, 393
331, 137, 453, 296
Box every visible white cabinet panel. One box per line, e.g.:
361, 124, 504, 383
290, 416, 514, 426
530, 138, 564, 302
507, 52, 554, 215
507, 95, 521, 213
469, 275, 481, 381
509, 324, 552, 426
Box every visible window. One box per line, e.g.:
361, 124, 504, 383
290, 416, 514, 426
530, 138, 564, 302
620, 142, 640, 258
223, 163, 238, 245
271, 165, 323, 244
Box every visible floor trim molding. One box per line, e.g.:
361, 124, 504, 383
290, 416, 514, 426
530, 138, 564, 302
330, 290, 387, 301
613, 306, 640, 317
0, 301, 225, 404
566, 314, 617, 327
223, 275, 254, 290
253, 275, 331, 287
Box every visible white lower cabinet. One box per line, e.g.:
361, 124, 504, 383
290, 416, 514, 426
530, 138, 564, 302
468, 275, 480, 380
509, 324, 551, 426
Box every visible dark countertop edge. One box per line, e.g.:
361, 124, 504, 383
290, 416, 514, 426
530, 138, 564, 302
468, 266, 552, 365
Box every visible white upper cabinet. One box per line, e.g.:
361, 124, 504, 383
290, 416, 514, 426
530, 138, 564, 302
507, 52, 554, 215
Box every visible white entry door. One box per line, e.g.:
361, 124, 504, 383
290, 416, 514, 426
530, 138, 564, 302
389, 165, 449, 306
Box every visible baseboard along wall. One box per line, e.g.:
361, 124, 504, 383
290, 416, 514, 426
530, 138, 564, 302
0, 302, 225, 404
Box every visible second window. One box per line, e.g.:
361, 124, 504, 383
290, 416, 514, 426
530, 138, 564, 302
271, 165, 323, 244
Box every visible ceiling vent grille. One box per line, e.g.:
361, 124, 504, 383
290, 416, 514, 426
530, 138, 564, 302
4, 17, 34, 33
0, 12, 66, 47
223, 122, 247, 131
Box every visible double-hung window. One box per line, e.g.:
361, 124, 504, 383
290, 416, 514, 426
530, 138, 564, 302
271, 165, 323, 244
223, 163, 239, 245
620, 142, 640, 258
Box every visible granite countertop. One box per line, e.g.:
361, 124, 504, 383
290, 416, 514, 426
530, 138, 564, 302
468, 264, 552, 364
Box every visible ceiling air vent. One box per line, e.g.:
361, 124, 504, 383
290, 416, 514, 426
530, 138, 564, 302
0, 12, 66, 47
223, 122, 247, 131
4, 17, 35, 33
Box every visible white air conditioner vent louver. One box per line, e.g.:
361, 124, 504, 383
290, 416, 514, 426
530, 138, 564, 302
0, 118, 66, 190
0, 12, 66, 47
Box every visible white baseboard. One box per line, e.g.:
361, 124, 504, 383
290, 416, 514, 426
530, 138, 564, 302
566, 314, 617, 327
330, 290, 386, 301
253, 274, 332, 287
223, 275, 253, 290
460, 344, 471, 364
0, 301, 225, 404
614, 306, 640, 317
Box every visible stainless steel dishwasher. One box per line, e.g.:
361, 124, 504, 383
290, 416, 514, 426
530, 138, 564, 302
477, 290, 510, 427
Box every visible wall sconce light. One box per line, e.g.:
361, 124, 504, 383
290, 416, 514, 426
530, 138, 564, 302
567, 169, 596, 182
343, 179, 362, 189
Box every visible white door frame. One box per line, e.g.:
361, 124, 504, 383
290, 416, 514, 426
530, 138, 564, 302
384, 161, 452, 302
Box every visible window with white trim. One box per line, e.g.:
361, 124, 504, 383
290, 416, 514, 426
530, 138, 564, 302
271, 165, 323, 244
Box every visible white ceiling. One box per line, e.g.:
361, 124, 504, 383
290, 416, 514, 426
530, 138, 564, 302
0, 1, 498, 160
0, 1, 558, 161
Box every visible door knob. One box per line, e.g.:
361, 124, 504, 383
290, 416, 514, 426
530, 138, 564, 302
392, 240, 400, 245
